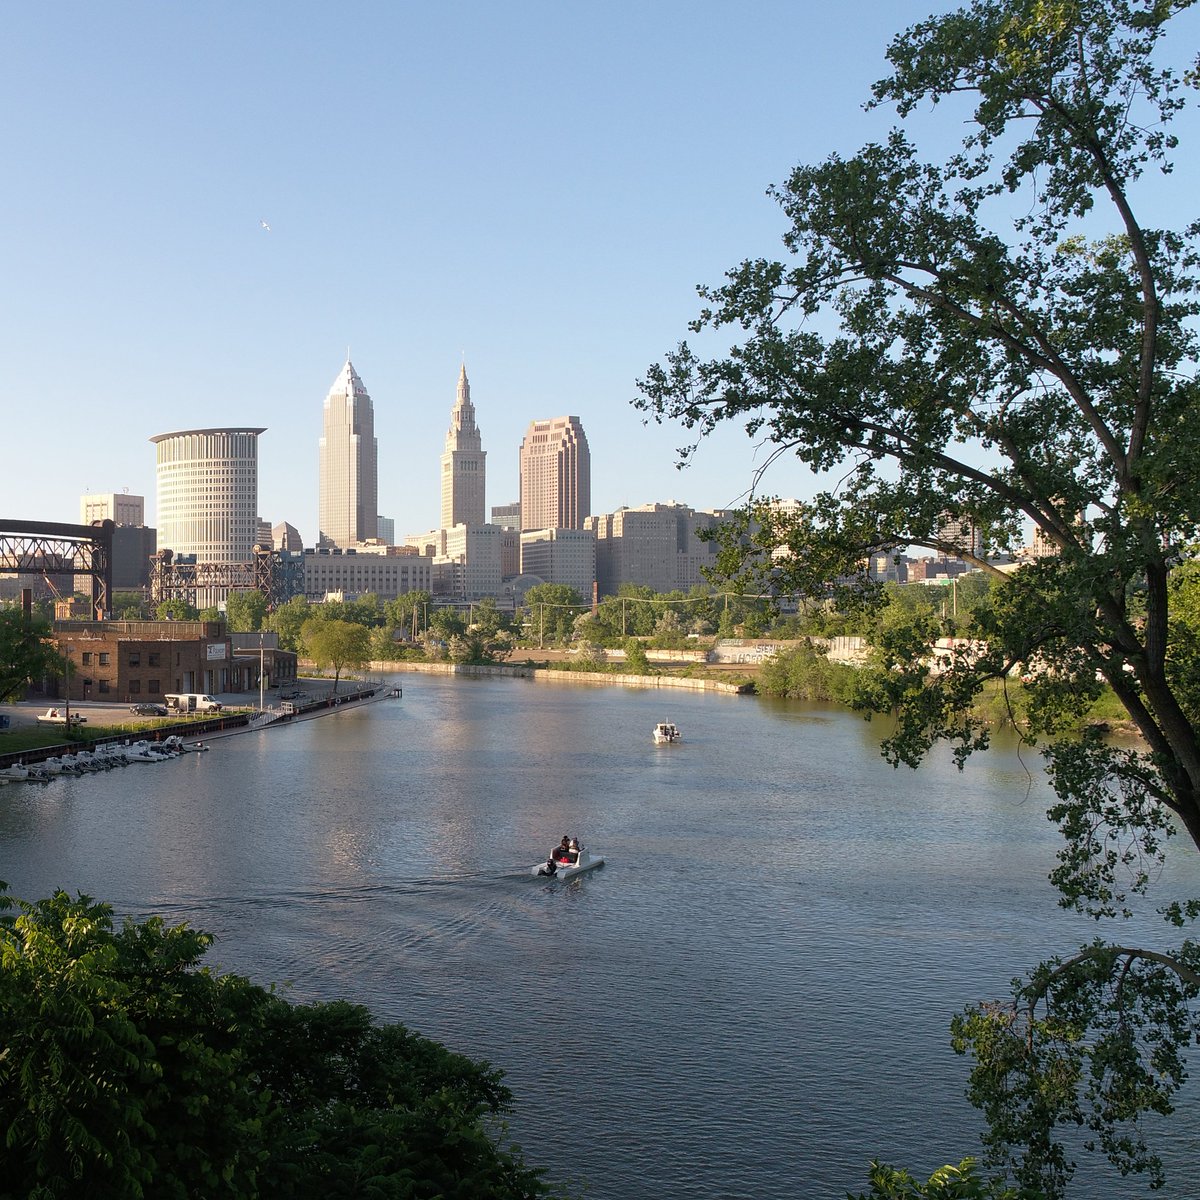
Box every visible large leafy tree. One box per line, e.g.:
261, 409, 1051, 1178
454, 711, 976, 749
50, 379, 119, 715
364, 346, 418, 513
301, 618, 371, 693
639, 1, 1200, 1195
225, 588, 269, 633
0, 608, 60, 703
0, 884, 549, 1199
267, 594, 312, 652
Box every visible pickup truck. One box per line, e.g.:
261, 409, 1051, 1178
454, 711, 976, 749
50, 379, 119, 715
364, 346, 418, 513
36, 709, 87, 726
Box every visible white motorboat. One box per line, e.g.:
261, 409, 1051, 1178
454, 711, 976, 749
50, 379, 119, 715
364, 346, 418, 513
0, 762, 50, 783
40, 756, 81, 775
653, 722, 681, 744
531, 849, 605, 880
124, 741, 172, 762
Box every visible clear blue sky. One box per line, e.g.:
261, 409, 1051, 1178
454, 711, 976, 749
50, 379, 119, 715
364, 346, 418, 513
2, 2, 1195, 546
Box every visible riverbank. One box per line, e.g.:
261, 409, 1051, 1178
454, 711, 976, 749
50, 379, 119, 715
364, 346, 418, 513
364, 659, 754, 694
0, 677, 383, 765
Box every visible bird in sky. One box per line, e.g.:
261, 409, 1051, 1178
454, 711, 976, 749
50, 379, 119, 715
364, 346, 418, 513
260, 219, 271, 232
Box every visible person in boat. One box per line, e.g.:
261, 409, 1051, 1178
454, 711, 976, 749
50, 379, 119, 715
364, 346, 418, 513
567, 836, 582, 864
537, 856, 558, 877
552, 836, 572, 864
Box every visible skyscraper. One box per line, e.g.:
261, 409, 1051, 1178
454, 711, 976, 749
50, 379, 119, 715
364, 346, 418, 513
150, 428, 265, 562
319, 360, 378, 548
440, 365, 486, 529
518, 416, 591, 532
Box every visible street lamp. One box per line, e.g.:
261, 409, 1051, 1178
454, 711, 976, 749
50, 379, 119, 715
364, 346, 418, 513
62, 641, 71, 734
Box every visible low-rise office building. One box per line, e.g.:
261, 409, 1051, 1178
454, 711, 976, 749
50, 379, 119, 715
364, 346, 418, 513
303, 545, 432, 600
586, 502, 732, 597
519, 527, 596, 599
51, 619, 253, 702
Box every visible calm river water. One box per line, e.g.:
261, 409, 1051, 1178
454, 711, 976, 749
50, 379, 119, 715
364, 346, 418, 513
3, 674, 1199, 1198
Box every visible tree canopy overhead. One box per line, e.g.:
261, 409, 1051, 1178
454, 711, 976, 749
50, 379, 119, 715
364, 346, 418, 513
639, 1, 1200, 1195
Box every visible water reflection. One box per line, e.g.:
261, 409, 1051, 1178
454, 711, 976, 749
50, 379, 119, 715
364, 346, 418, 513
2, 675, 1198, 1199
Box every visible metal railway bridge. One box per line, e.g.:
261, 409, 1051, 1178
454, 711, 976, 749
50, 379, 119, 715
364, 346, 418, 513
0, 519, 113, 619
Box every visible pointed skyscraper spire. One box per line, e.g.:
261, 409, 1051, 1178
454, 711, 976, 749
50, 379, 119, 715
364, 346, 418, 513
441, 364, 486, 528
319, 358, 378, 548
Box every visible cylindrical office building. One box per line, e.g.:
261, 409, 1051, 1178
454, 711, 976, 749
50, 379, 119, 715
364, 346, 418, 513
150, 427, 266, 562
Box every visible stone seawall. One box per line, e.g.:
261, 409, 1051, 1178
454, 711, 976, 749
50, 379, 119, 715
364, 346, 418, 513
367, 661, 751, 695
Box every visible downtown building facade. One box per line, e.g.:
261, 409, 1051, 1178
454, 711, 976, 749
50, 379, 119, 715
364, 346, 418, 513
319, 360, 378, 548
519, 527, 596, 599
518, 417, 590, 532
151, 428, 265, 563
303, 545, 432, 601
80, 493, 145, 527
585, 502, 731, 597
79, 492, 156, 589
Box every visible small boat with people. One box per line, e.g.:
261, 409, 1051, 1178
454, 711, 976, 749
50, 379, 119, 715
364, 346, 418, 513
532, 836, 605, 880
652, 721, 681, 744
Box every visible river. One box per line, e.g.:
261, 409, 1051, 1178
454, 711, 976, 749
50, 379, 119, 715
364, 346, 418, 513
3, 674, 1198, 1198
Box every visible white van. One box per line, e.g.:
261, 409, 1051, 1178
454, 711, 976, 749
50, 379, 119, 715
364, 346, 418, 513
164, 693, 224, 713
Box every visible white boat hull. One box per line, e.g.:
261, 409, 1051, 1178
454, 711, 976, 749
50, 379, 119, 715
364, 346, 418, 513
531, 851, 605, 880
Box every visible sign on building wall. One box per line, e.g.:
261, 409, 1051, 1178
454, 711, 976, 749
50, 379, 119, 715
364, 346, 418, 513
206, 643, 227, 661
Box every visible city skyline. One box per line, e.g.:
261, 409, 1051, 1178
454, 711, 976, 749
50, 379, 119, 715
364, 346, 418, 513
0, 4, 957, 543
4, 3, 1196, 544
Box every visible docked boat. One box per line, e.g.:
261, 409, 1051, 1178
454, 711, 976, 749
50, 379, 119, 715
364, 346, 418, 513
653, 721, 681, 744
36, 708, 86, 727
531, 849, 605, 880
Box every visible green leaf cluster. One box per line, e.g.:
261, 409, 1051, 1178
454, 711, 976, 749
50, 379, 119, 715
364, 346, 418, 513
0, 884, 550, 1199
0, 608, 61, 704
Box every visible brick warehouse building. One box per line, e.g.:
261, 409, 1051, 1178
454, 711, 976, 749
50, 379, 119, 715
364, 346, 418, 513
50, 620, 295, 703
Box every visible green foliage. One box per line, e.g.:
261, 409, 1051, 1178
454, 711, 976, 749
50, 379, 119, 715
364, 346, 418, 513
444, 599, 515, 664
850, 1157, 1040, 1199
112, 590, 148, 619
639, 0, 1200, 1194
623, 639, 651, 675
0, 884, 549, 1199
154, 599, 199, 621
225, 589, 268, 633
0, 608, 60, 703
267, 595, 312, 652
301, 619, 372, 693
383, 590, 432, 638
521, 584, 585, 646
1165, 559, 1200, 727
757, 639, 858, 704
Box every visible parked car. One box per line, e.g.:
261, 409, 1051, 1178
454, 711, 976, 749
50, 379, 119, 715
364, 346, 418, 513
130, 703, 168, 716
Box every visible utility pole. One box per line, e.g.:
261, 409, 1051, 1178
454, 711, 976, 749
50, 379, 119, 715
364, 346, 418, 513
63, 639, 71, 735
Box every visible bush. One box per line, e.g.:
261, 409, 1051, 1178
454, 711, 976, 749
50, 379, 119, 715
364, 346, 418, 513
758, 640, 858, 703
0, 886, 550, 1199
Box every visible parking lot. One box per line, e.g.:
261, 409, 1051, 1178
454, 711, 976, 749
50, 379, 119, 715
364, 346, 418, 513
1, 682, 335, 732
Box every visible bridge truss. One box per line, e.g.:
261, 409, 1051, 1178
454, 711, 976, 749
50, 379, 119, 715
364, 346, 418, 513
0, 519, 113, 619
150, 547, 303, 611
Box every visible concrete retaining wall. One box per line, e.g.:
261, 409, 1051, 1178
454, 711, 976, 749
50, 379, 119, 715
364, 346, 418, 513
368, 660, 750, 694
